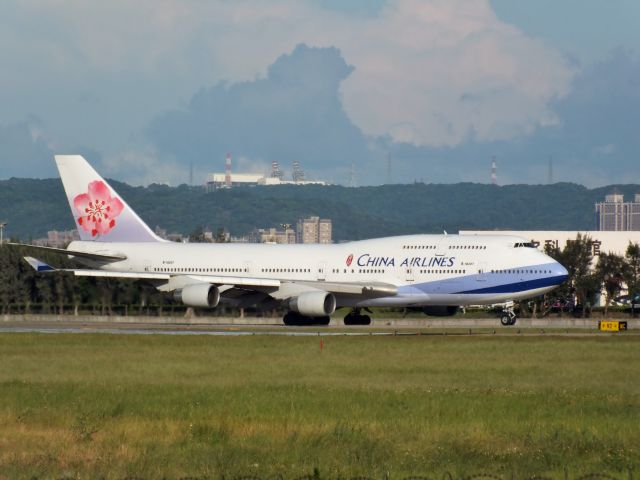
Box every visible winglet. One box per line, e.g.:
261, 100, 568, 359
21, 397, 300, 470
24, 256, 57, 272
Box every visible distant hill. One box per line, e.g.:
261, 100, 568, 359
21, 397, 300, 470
1, 177, 639, 241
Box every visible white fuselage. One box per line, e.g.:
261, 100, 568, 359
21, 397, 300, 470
69, 233, 568, 308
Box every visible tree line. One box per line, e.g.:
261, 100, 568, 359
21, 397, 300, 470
544, 234, 640, 317
0, 245, 170, 316
3, 176, 640, 241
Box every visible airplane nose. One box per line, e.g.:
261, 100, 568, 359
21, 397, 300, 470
554, 262, 569, 285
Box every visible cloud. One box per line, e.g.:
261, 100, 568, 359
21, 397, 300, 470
381, 50, 640, 186
0, 119, 56, 178
146, 44, 370, 182
99, 147, 187, 186
3, 0, 632, 187
1, 0, 573, 155
337, 0, 574, 147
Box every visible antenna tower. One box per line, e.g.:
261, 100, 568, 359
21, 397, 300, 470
491, 156, 497, 185
225, 153, 232, 188
349, 161, 356, 187
548, 156, 554, 184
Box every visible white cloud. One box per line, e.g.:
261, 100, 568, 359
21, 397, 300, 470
335, 0, 575, 146
100, 148, 186, 186
2, 0, 575, 159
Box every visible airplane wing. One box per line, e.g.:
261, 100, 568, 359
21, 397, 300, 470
23, 257, 397, 301
23, 257, 169, 280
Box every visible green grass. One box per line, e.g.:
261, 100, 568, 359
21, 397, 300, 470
0, 333, 638, 478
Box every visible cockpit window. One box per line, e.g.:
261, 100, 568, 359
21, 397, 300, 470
514, 242, 537, 248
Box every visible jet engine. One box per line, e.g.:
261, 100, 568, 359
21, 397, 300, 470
422, 305, 459, 317
174, 284, 220, 308
288, 291, 336, 317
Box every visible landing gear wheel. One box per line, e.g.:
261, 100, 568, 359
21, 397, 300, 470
500, 310, 517, 326
344, 310, 372, 326
283, 312, 331, 326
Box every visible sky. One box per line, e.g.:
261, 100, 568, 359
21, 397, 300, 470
0, 0, 639, 187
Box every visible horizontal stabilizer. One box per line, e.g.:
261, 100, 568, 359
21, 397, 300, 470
8, 243, 126, 261
24, 256, 56, 272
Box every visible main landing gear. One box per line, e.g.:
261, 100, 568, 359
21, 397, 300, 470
344, 308, 372, 326
499, 302, 518, 326
283, 311, 330, 326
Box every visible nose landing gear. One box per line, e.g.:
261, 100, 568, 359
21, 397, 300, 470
499, 302, 518, 326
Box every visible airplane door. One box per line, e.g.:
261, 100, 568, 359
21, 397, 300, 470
476, 262, 488, 282
143, 260, 152, 272
244, 261, 253, 276
317, 262, 328, 281
404, 266, 415, 283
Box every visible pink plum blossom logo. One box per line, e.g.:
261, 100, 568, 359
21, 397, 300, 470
346, 254, 354, 266
73, 181, 124, 237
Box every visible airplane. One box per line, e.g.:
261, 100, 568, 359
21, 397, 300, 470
15, 155, 568, 326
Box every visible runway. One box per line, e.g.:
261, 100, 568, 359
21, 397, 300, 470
1, 316, 638, 337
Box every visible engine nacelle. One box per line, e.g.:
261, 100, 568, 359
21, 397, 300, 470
422, 305, 459, 317
288, 291, 336, 317
174, 284, 220, 308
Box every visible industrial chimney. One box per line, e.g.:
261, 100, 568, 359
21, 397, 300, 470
225, 153, 232, 188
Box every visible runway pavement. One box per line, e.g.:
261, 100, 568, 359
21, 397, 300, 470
1, 314, 638, 336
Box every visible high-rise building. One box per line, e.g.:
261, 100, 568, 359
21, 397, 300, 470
251, 227, 296, 244
595, 193, 640, 231
296, 216, 332, 244
318, 218, 332, 244
631, 194, 640, 230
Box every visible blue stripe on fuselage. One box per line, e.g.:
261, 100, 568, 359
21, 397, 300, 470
398, 263, 567, 296
455, 274, 568, 294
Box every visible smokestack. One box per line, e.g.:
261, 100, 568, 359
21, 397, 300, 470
225, 153, 232, 188
491, 156, 497, 185
292, 160, 305, 183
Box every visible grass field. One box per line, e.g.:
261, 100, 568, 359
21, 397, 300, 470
0, 333, 638, 479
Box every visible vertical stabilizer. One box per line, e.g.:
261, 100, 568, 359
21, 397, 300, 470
55, 155, 163, 242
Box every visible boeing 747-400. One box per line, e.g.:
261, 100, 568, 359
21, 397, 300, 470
17, 155, 568, 326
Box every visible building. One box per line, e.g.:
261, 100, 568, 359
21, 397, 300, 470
206, 157, 326, 190
249, 218, 331, 244
460, 230, 640, 265
206, 172, 265, 190
297, 216, 332, 244
461, 230, 640, 305
32, 230, 80, 248
250, 227, 297, 244
205, 172, 327, 190
595, 193, 640, 231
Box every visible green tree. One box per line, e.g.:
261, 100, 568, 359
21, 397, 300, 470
214, 227, 229, 243
188, 225, 211, 243
546, 234, 596, 316
623, 242, 640, 317
595, 252, 626, 317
